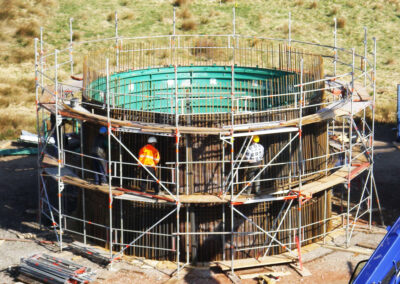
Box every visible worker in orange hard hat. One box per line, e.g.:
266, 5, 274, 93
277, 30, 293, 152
138, 136, 160, 194
244, 135, 265, 195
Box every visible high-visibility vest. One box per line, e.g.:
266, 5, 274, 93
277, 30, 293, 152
139, 144, 160, 168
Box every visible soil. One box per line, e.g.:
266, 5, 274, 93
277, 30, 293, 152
0, 123, 398, 283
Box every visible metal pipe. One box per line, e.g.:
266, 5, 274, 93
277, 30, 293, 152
54, 49, 63, 251
106, 58, 113, 261
115, 11, 119, 71
369, 38, 377, 229
298, 58, 303, 252
363, 27, 367, 88
333, 18, 337, 77
346, 48, 355, 247
34, 38, 42, 229
288, 12, 291, 69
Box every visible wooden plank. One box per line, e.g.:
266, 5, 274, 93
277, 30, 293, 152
292, 160, 370, 197
215, 255, 295, 271
226, 272, 241, 284
42, 98, 371, 137
42, 154, 59, 167
290, 264, 312, 277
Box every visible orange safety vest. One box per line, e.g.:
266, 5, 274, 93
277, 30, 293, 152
139, 144, 160, 168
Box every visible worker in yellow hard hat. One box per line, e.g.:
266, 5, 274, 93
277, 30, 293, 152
244, 135, 265, 195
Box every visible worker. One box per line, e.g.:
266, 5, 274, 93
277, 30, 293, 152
244, 135, 265, 195
91, 126, 108, 185
139, 136, 160, 195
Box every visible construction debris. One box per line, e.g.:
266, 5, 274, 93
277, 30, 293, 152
17, 253, 96, 284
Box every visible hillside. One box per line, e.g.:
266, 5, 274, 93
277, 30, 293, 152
1, 0, 399, 139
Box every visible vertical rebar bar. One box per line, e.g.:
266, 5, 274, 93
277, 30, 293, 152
325, 120, 329, 175
80, 121, 86, 245
323, 189, 327, 244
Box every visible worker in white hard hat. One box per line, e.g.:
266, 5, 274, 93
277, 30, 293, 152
138, 136, 161, 194
244, 135, 265, 195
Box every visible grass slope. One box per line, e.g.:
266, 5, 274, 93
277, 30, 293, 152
1, 0, 399, 139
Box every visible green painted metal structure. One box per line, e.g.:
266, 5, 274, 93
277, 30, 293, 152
88, 65, 300, 114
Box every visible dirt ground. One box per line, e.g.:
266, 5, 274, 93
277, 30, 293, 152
0, 123, 398, 283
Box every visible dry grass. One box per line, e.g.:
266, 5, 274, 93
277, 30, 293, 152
107, 12, 115, 22
278, 23, 289, 35
200, 16, 209, 25
208, 10, 220, 18
72, 31, 81, 41
178, 7, 192, 19
0, 107, 36, 140
15, 23, 39, 38
173, 0, 190, 7
191, 38, 222, 60
10, 48, 35, 64
385, 58, 395, 65
328, 6, 339, 16
309, 1, 318, 9
337, 17, 346, 28
375, 100, 397, 123
181, 18, 197, 31
346, 1, 355, 8
122, 11, 135, 20
373, 3, 383, 10
294, 0, 304, 6
0, 0, 55, 139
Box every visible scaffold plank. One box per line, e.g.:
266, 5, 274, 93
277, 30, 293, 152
215, 255, 295, 271
293, 162, 370, 197
40, 99, 371, 136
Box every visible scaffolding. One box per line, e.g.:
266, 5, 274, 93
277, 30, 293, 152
35, 9, 382, 278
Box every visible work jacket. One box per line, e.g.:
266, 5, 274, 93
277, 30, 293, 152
139, 144, 160, 168
91, 134, 108, 159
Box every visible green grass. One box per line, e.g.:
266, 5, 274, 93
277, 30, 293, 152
1, 0, 400, 139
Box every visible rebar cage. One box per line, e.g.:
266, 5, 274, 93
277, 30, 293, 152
35, 10, 380, 276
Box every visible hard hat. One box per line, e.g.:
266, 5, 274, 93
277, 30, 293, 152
148, 136, 157, 143
99, 126, 107, 134
253, 135, 260, 143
